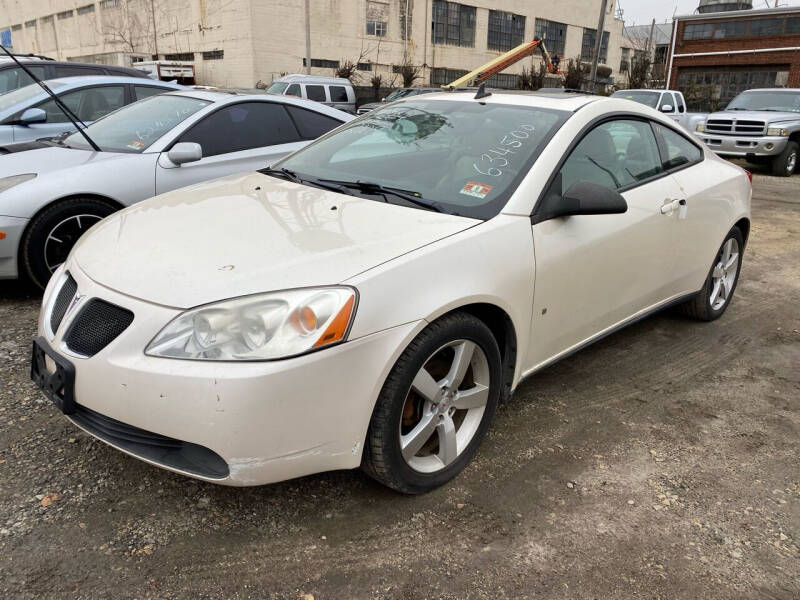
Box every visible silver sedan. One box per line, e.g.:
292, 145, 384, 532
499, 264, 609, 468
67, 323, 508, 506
0, 90, 353, 288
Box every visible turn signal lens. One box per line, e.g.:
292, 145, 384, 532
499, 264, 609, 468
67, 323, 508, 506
314, 295, 355, 348
744, 169, 752, 184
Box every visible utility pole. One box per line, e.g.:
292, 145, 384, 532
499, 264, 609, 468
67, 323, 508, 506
646, 18, 656, 55
304, 0, 311, 74
588, 0, 609, 91
149, 0, 159, 58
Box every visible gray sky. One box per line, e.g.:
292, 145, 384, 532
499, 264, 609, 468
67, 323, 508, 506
618, 0, 800, 26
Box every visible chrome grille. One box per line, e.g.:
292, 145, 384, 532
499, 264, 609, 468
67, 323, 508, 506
49, 273, 77, 335
63, 298, 134, 357
706, 119, 766, 136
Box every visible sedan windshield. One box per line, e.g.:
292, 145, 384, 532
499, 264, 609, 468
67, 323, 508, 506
65, 94, 211, 152
266, 82, 288, 95
726, 91, 800, 112
0, 81, 65, 114
276, 99, 569, 219
611, 90, 660, 108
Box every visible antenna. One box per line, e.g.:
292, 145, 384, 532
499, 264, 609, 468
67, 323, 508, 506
474, 82, 492, 100
0, 45, 101, 152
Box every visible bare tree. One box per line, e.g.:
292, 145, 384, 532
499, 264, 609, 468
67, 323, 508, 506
100, 0, 152, 54
563, 58, 586, 89
370, 73, 383, 101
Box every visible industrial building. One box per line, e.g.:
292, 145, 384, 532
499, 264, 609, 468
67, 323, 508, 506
0, 0, 627, 89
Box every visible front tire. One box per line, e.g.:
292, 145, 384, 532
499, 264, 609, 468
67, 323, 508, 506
771, 141, 798, 177
21, 198, 117, 290
678, 226, 744, 321
362, 312, 502, 494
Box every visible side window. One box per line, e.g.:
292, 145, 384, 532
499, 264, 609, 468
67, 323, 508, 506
305, 85, 326, 102
54, 65, 102, 77
676, 94, 686, 113
285, 105, 343, 139
285, 83, 301, 97
0, 66, 46, 93
178, 102, 300, 157
329, 86, 348, 103
36, 86, 125, 123
559, 119, 664, 193
653, 123, 702, 170
659, 93, 675, 112
134, 85, 167, 101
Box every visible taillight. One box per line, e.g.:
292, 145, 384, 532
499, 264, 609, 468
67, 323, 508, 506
744, 170, 752, 184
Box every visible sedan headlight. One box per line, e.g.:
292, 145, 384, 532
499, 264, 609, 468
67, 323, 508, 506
695, 124, 705, 133
766, 127, 789, 137
146, 287, 357, 361
0, 173, 36, 194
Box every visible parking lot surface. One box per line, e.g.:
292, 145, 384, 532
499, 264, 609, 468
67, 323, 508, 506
0, 169, 798, 599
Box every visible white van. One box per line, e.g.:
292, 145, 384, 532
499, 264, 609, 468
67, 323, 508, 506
267, 74, 356, 114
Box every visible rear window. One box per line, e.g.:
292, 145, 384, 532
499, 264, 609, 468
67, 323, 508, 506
611, 90, 660, 109
305, 85, 326, 102
286, 105, 343, 139
0, 65, 47, 94
329, 86, 348, 103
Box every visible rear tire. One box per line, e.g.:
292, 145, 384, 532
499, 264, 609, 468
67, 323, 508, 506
362, 312, 502, 494
21, 198, 117, 290
771, 141, 798, 177
678, 226, 744, 321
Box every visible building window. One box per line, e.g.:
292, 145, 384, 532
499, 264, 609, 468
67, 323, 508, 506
787, 17, 800, 34
202, 50, 223, 60
431, 1, 476, 47
77, 5, 95, 15
356, 62, 372, 71
164, 52, 194, 61
581, 28, 609, 63
302, 58, 340, 69
487, 10, 525, 52
11, 24, 22, 31
534, 19, 567, 57
654, 45, 667, 64
748, 18, 783, 36
99, 0, 120, 9
683, 23, 713, 40
619, 48, 630, 73
677, 66, 789, 111
366, 20, 387, 36
25, 20, 36, 28
484, 72, 519, 89
57, 10, 74, 20
40, 15, 54, 24
430, 67, 468, 86
713, 21, 745, 38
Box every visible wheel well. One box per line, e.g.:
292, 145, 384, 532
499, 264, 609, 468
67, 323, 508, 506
734, 217, 750, 248
789, 132, 800, 145
448, 303, 517, 403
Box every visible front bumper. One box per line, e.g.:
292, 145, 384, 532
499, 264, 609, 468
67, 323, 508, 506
0, 215, 28, 279
694, 133, 789, 158
37, 263, 423, 486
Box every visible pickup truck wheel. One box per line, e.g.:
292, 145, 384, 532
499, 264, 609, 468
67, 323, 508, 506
771, 141, 798, 177
21, 198, 117, 290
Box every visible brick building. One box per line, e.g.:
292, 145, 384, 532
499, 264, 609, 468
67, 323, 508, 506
666, 5, 800, 111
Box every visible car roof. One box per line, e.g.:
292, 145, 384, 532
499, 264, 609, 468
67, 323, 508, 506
411, 90, 599, 112
272, 74, 353, 86
738, 88, 800, 93
163, 89, 355, 119
44, 76, 179, 88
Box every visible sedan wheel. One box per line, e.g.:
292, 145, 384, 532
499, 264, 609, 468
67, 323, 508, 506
363, 312, 502, 494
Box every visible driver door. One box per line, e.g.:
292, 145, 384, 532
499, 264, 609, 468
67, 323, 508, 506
526, 118, 685, 369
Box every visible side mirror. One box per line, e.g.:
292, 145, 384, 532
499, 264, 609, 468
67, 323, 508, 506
536, 180, 627, 222
19, 108, 47, 125
167, 142, 202, 166
660, 104, 674, 113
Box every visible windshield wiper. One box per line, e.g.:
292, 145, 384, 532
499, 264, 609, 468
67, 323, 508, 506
315, 178, 449, 213
259, 167, 301, 182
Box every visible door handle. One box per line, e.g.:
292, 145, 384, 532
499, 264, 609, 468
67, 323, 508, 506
660, 198, 687, 215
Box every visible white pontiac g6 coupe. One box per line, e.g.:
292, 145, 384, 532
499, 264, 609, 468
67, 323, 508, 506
32, 91, 751, 493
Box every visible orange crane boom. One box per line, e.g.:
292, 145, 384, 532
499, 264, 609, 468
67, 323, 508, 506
442, 37, 560, 89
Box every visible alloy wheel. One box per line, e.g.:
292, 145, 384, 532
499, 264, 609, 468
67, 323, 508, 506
399, 339, 490, 473
43, 213, 103, 273
710, 237, 739, 311
788, 151, 797, 175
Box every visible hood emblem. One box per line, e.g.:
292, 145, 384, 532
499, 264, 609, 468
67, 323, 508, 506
66, 293, 84, 316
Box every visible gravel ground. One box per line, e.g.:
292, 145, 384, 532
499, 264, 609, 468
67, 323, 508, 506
1, 170, 798, 599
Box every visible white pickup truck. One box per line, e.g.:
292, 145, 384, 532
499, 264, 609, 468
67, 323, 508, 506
611, 89, 707, 132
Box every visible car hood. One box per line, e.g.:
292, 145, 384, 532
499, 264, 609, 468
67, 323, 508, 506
0, 145, 132, 178
708, 110, 800, 123
73, 171, 480, 308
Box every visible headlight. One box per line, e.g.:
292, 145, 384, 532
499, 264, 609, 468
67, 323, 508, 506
0, 173, 36, 194
145, 287, 357, 361
695, 124, 705, 133
766, 127, 789, 137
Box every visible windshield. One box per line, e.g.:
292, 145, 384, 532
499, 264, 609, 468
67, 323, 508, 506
65, 94, 210, 152
726, 91, 800, 112
0, 81, 65, 114
384, 89, 417, 102
611, 90, 660, 108
267, 82, 289, 95
276, 99, 569, 219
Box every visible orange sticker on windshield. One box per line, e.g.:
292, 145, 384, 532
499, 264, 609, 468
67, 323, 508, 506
126, 140, 146, 150
460, 181, 493, 199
